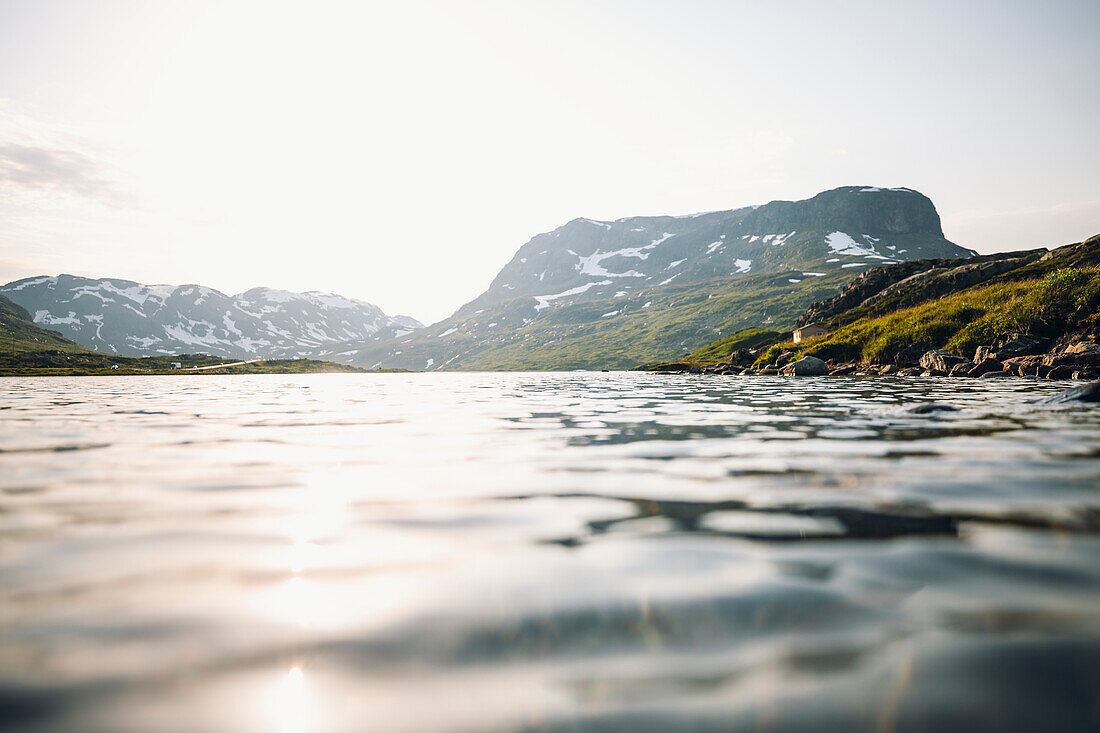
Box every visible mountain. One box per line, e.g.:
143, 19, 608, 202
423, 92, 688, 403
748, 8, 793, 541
0, 293, 92, 354
0, 276, 423, 359
330, 186, 976, 370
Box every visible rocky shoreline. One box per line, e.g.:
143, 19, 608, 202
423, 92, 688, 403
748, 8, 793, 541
649, 332, 1100, 380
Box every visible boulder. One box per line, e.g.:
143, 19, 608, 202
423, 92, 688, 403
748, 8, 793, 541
830, 364, 857, 375
973, 345, 997, 363
898, 367, 923, 376
1040, 381, 1100, 403
1048, 365, 1075, 380
779, 356, 829, 376
1066, 340, 1100, 356
921, 369, 946, 377
979, 370, 1011, 378
948, 363, 972, 377
993, 333, 1050, 359
1044, 340, 1100, 369
775, 351, 796, 367
969, 357, 1004, 377
1002, 355, 1045, 376
919, 350, 966, 372
894, 342, 933, 366
880, 364, 898, 375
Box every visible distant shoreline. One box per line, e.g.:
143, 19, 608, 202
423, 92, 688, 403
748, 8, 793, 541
0, 352, 410, 377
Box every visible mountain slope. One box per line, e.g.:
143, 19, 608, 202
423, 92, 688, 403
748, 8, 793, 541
678, 233, 1100, 369
0, 276, 423, 359
334, 186, 975, 370
0, 293, 93, 354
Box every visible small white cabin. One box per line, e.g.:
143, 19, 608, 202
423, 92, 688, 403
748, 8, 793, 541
793, 324, 828, 343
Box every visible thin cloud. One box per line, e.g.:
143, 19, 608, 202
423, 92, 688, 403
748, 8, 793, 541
0, 142, 132, 206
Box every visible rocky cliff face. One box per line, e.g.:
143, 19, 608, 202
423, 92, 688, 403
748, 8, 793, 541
335, 186, 975, 370
0, 276, 423, 359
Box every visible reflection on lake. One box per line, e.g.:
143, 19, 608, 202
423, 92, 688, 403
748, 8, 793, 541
1, 373, 1098, 732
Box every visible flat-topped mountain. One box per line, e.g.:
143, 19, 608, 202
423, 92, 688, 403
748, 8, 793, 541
465, 186, 962, 314
332, 186, 975, 370
0, 276, 423, 359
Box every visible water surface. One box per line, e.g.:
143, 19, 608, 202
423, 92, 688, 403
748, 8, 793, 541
1, 374, 1099, 732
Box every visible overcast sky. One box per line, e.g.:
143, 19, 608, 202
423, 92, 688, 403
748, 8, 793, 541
1, 0, 1097, 323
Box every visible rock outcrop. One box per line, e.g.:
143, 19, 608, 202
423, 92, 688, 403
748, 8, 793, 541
779, 356, 828, 376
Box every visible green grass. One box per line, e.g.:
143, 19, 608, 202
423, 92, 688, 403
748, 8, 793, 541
0, 351, 398, 376
349, 270, 853, 371
783, 266, 1100, 364
0, 294, 94, 354
681, 328, 783, 363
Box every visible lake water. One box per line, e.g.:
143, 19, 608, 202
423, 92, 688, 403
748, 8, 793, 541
1, 373, 1098, 732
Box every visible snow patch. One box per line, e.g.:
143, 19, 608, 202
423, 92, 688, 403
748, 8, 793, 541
733, 259, 752, 274
826, 232, 881, 258
600, 310, 620, 318
34, 310, 79, 326
572, 232, 675, 278
533, 280, 613, 312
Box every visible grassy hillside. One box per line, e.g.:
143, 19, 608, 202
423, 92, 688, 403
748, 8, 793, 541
337, 269, 853, 371
780, 265, 1099, 365
0, 294, 93, 354
680, 328, 783, 363
670, 234, 1100, 369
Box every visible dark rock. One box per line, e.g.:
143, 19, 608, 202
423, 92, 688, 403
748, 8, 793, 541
1002, 355, 1045, 376
1073, 369, 1099, 380
907, 402, 959, 414
921, 369, 946, 377
919, 349, 966, 372
992, 333, 1050, 359
948, 363, 972, 377
829, 364, 857, 375
779, 356, 829, 376
759, 367, 780, 375
969, 357, 1004, 377
726, 348, 755, 367
1048, 365, 1075, 380
898, 367, 923, 376
973, 345, 997, 363
880, 364, 898, 375
775, 351, 796, 367
894, 342, 933, 366
979, 370, 1011, 378
1040, 381, 1100, 403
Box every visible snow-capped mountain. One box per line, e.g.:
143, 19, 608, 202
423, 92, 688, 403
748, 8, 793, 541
0, 276, 423, 359
331, 186, 976, 370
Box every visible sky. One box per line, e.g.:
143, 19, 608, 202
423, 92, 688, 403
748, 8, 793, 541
0, 0, 1097, 324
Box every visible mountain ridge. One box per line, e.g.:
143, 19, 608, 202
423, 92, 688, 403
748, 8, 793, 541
0, 275, 423, 359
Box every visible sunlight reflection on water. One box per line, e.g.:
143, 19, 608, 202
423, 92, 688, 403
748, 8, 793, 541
0, 373, 1098, 732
